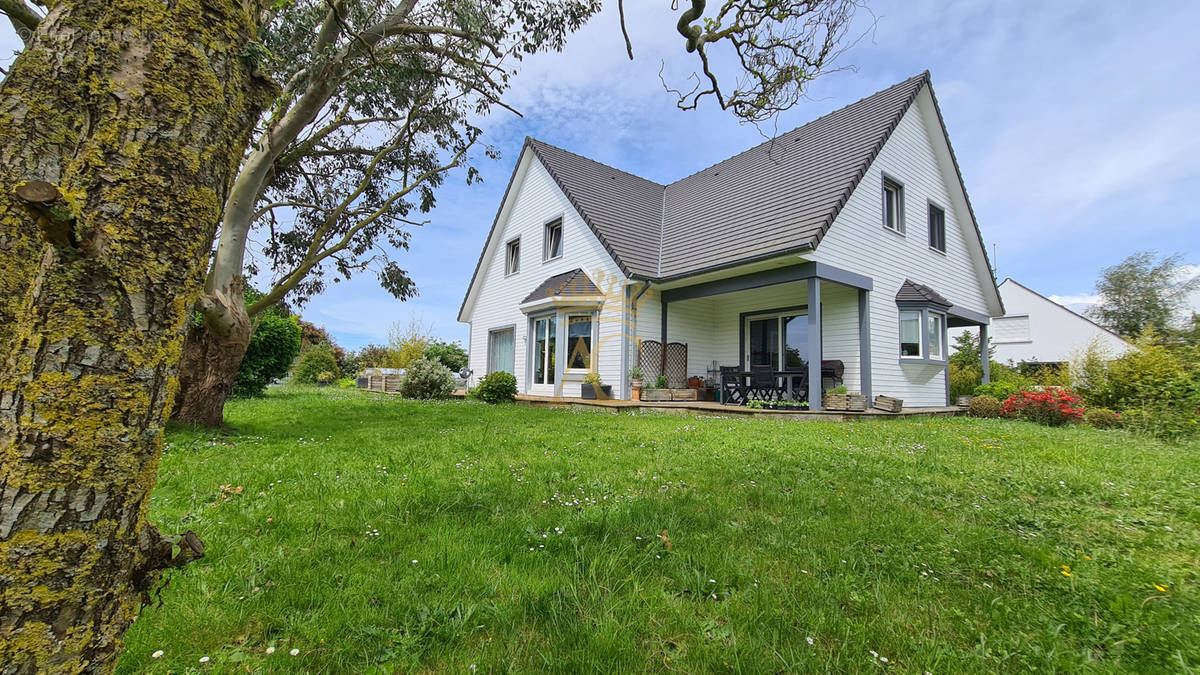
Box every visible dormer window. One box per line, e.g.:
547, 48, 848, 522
883, 176, 904, 234
544, 219, 563, 261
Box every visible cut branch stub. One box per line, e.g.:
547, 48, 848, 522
14, 179, 78, 248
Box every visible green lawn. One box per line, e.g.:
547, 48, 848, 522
118, 387, 1199, 673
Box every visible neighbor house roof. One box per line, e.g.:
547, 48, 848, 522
896, 279, 953, 308
520, 268, 601, 305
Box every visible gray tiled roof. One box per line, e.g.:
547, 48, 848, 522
526, 141, 664, 278
895, 279, 953, 308
527, 73, 929, 280
459, 72, 994, 321
521, 268, 601, 305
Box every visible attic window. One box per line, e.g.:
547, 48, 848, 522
543, 219, 562, 261
505, 238, 520, 275
883, 176, 904, 234
928, 203, 946, 253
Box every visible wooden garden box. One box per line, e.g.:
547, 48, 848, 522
873, 395, 904, 413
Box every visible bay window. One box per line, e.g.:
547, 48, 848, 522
900, 310, 922, 358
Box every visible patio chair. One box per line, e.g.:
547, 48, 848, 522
720, 366, 747, 405
748, 365, 785, 402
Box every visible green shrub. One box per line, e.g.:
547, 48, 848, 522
424, 340, 468, 373
1084, 407, 1120, 429
950, 363, 982, 399
974, 381, 1019, 400
470, 371, 517, 404
294, 343, 340, 384
1068, 338, 1114, 408
399, 358, 456, 399
1118, 402, 1200, 442
967, 394, 1003, 418
232, 312, 301, 397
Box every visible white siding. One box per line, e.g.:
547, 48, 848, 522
809, 88, 996, 406
463, 153, 630, 398
955, 279, 1135, 364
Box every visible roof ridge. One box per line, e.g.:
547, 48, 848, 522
526, 137, 665, 188
664, 72, 930, 188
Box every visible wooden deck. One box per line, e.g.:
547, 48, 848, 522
447, 390, 964, 421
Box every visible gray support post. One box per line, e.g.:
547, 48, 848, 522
858, 288, 872, 401
980, 324, 990, 384
808, 278, 822, 410
660, 298, 668, 379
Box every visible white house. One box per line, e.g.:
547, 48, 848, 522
956, 278, 1134, 365
458, 73, 1004, 409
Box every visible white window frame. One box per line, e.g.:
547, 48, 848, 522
505, 237, 520, 276
928, 201, 946, 253
882, 174, 905, 234
531, 315, 555, 386
927, 311, 945, 360
899, 309, 922, 359
543, 218, 563, 262
563, 312, 596, 373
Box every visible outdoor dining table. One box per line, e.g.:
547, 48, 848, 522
720, 370, 809, 404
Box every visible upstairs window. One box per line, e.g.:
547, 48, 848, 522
883, 176, 905, 234
928, 203, 946, 253
505, 238, 520, 275
544, 219, 563, 261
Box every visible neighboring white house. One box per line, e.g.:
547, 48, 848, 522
953, 278, 1135, 365
458, 73, 1004, 408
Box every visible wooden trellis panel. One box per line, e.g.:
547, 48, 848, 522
638, 339, 663, 381
665, 342, 688, 389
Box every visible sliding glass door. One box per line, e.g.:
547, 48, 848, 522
745, 311, 809, 371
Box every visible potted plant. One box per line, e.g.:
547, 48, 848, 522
581, 372, 612, 400
316, 371, 335, 387
628, 366, 644, 401
745, 399, 764, 409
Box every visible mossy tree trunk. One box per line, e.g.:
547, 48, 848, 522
0, 1, 272, 671
172, 286, 251, 427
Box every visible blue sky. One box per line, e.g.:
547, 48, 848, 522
4, 1, 1198, 349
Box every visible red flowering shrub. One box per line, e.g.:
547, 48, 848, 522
1001, 388, 1086, 426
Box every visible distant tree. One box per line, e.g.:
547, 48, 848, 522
295, 343, 342, 384
949, 330, 994, 369
354, 343, 393, 368
387, 318, 433, 368
424, 340, 469, 372
1088, 251, 1199, 339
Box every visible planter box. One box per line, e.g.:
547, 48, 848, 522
956, 395, 974, 407
873, 395, 904, 413
846, 394, 868, 411
823, 394, 850, 410
581, 384, 613, 400
641, 388, 696, 401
